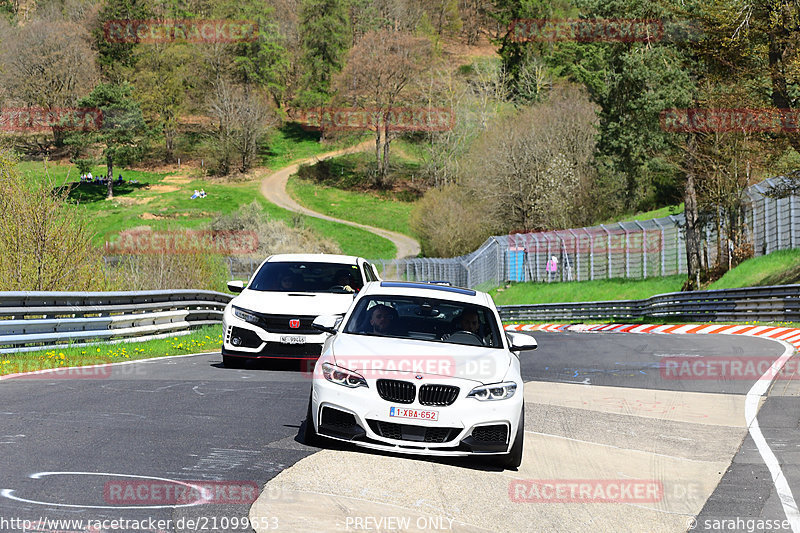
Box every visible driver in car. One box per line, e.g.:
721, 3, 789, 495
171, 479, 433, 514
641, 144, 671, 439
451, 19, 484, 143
279, 273, 297, 290
446, 308, 493, 346
368, 304, 402, 335
334, 269, 356, 293
456, 309, 481, 335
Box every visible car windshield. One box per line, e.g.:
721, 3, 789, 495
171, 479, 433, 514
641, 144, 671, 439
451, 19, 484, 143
248, 261, 364, 293
343, 295, 502, 348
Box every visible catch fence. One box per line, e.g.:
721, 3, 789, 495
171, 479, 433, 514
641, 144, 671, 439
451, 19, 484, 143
373, 176, 800, 289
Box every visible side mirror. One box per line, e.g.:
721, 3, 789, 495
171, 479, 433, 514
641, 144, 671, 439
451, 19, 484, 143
312, 314, 341, 335
227, 280, 246, 293
507, 332, 537, 352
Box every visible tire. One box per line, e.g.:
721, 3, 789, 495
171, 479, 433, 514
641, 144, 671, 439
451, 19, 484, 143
500, 404, 524, 469
303, 392, 320, 446
223, 354, 245, 368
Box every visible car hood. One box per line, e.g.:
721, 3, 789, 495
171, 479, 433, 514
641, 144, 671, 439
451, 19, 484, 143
232, 289, 355, 316
330, 334, 512, 385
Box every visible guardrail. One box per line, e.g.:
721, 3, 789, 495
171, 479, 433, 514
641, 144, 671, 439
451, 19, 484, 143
497, 284, 800, 323
0, 290, 233, 354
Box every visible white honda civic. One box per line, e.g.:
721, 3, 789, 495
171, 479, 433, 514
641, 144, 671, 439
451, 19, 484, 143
304, 281, 536, 469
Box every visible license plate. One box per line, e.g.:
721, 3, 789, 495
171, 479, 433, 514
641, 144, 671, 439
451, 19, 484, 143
389, 406, 439, 421
280, 335, 305, 344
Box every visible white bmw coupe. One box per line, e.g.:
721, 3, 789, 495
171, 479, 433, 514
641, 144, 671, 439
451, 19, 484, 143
304, 281, 536, 469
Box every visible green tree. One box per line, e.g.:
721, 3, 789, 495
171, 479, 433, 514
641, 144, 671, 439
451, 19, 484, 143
228, 3, 290, 106
71, 83, 149, 199
490, 0, 574, 99
295, 0, 351, 108
132, 43, 193, 162
92, 0, 153, 81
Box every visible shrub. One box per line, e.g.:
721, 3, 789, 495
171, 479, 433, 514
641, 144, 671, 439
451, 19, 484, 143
410, 184, 496, 257
106, 248, 229, 292
210, 200, 340, 256
0, 150, 106, 291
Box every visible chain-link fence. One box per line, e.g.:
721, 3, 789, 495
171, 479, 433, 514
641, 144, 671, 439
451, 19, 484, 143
372, 176, 800, 289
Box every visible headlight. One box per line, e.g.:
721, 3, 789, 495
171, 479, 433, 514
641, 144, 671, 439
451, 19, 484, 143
232, 306, 260, 325
467, 381, 517, 401
322, 362, 367, 388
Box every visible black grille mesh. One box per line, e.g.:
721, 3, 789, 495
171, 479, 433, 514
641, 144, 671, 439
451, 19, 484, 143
367, 420, 458, 443
229, 326, 262, 348
419, 384, 459, 406
376, 379, 415, 404
321, 407, 357, 428
471, 424, 508, 443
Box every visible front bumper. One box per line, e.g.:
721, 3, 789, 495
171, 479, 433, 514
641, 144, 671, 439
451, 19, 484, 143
222, 312, 327, 360
311, 375, 523, 457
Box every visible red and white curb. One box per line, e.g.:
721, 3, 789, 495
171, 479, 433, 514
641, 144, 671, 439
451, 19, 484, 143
506, 322, 800, 344
505, 322, 800, 531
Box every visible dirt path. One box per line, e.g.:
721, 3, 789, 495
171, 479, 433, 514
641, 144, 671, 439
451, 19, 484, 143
257, 141, 421, 259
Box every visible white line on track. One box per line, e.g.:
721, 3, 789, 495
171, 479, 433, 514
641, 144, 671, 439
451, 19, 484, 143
741, 338, 800, 532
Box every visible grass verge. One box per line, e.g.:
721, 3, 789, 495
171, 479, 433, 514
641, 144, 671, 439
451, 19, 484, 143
490, 275, 686, 306
287, 176, 416, 237
20, 160, 396, 259
260, 123, 368, 170
0, 325, 222, 377
602, 203, 684, 224
709, 249, 800, 289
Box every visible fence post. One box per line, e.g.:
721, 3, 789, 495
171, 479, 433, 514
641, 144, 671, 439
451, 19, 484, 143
600, 224, 612, 279
633, 221, 646, 278
669, 215, 682, 273
584, 228, 595, 280
619, 223, 630, 279
753, 185, 770, 254
532, 233, 541, 281
652, 218, 665, 276
568, 229, 580, 281
791, 194, 797, 247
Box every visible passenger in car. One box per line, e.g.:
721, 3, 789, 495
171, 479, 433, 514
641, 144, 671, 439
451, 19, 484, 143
368, 304, 402, 335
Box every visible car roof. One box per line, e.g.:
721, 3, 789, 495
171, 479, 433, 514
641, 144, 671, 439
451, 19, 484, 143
358, 281, 493, 307
266, 253, 364, 264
